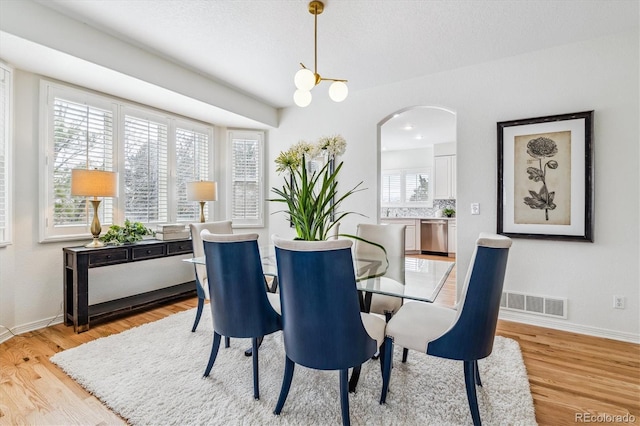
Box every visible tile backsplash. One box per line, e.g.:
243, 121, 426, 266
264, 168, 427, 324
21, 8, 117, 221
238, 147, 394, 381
381, 199, 456, 218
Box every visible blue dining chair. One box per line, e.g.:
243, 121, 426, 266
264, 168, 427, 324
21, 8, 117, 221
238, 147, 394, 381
201, 231, 282, 400
272, 236, 387, 426
189, 220, 233, 333
380, 233, 512, 426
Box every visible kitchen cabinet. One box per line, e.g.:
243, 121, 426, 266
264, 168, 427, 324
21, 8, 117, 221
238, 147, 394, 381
447, 219, 457, 257
434, 155, 456, 199
380, 218, 420, 253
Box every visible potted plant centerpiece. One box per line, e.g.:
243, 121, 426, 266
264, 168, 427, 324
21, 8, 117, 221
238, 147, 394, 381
270, 135, 365, 241
100, 219, 155, 245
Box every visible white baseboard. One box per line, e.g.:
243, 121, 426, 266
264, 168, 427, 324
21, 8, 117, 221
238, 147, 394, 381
499, 310, 640, 344
0, 315, 64, 344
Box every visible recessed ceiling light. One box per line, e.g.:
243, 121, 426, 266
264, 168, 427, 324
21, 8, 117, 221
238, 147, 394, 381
403, 124, 413, 130
415, 135, 423, 140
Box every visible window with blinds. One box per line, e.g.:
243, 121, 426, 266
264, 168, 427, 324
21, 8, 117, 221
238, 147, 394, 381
381, 168, 431, 206
47, 91, 116, 239
41, 80, 215, 241
229, 130, 263, 227
122, 111, 168, 224
0, 64, 11, 245
176, 124, 211, 222
381, 172, 402, 204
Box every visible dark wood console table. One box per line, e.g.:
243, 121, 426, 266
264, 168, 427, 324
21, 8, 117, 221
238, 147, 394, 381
63, 239, 195, 333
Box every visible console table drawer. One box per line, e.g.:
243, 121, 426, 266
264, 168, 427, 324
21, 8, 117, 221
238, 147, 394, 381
132, 245, 166, 260
89, 249, 129, 266
167, 240, 192, 255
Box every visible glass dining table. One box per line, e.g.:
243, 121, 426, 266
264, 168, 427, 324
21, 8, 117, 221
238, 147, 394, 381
184, 245, 455, 308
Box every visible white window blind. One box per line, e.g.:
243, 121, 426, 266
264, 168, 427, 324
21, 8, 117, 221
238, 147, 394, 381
229, 130, 263, 227
123, 112, 168, 224
51, 97, 115, 231
0, 64, 11, 245
176, 125, 211, 222
41, 80, 215, 241
381, 172, 401, 204
382, 168, 431, 206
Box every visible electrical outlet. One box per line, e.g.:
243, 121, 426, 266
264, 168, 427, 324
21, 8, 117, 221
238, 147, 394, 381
613, 296, 625, 309
471, 203, 480, 215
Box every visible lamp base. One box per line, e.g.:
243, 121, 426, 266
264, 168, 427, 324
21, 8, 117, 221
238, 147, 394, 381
199, 201, 206, 223
85, 237, 105, 248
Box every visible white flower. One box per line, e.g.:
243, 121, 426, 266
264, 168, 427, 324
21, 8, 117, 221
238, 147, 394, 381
291, 140, 321, 161
318, 135, 347, 158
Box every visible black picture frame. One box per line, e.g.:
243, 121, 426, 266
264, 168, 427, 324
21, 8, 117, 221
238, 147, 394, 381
497, 111, 594, 242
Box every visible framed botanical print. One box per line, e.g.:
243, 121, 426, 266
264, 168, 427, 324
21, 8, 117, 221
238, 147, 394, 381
497, 111, 594, 242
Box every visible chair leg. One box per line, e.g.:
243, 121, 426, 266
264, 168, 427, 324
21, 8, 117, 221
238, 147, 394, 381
464, 361, 482, 426
380, 337, 394, 404
225, 336, 230, 348
252, 337, 260, 400
402, 348, 409, 363
378, 339, 386, 377
348, 365, 361, 393
474, 360, 482, 387
274, 356, 295, 415
339, 369, 351, 426
191, 296, 204, 332
203, 332, 222, 377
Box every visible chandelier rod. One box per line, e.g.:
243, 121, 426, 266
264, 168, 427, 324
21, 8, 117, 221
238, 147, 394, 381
313, 1, 318, 77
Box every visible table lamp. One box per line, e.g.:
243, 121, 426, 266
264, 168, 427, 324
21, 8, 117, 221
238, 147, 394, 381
186, 181, 217, 222
71, 169, 118, 248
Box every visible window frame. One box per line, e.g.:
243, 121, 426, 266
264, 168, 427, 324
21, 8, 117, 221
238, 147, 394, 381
227, 129, 264, 228
381, 167, 433, 208
39, 79, 215, 242
0, 62, 12, 247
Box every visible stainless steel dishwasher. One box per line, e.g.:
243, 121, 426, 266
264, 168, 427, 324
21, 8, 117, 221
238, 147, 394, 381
420, 219, 448, 255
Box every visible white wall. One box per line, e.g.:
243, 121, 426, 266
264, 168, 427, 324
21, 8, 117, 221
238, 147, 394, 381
268, 30, 639, 342
381, 147, 433, 171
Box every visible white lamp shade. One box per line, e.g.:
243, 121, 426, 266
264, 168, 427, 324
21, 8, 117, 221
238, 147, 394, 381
294, 68, 316, 91
293, 89, 312, 107
329, 81, 348, 102
186, 181, 217, 201
71, 169, 118, 197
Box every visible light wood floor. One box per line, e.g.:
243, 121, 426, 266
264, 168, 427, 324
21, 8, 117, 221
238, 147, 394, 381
1, 258, 639, 425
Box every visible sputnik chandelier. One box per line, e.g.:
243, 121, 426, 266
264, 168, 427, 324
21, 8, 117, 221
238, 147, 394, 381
293, 0, 348, 107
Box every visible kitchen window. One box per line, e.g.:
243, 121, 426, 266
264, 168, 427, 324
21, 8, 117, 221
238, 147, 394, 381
381, 168, 432, 206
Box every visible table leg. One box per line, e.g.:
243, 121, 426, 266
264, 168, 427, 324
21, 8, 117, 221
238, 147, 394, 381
244, 335, 264, 356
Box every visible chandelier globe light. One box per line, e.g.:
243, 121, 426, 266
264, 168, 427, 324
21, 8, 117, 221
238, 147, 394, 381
293, 1, 348, 107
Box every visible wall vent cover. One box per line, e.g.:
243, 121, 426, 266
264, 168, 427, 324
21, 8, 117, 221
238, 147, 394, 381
501, 291, 567, 319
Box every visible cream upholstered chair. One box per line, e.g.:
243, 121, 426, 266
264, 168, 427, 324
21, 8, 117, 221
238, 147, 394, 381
380, 233, 512, 426
355, 223, 406, 321
189, 220, 233, 332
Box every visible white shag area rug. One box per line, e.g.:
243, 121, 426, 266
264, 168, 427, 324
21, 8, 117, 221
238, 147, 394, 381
51, 307, 537, 425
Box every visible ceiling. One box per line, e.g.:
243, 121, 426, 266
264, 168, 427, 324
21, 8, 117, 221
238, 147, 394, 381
2, 0, 637, 131
28, 0, 639, 107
